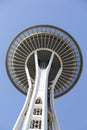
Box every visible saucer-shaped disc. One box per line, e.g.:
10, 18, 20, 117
6, 25, 83, 98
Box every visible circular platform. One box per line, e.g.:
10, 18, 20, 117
6, 25, 83, 98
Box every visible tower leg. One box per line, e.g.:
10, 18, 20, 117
13, 65, 32, 130
50, 66, 62, 130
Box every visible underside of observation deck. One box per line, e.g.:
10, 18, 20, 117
6, 25, 83, 98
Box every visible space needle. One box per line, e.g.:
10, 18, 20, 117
6, 25, 82, 130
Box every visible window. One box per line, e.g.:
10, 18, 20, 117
30, 120, 41, 129
35, 97, 42, 104
33, 108, 42, 115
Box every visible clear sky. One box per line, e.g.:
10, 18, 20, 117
0, 0, 87, 130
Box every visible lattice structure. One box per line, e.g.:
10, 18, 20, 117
6, 25, 83, 130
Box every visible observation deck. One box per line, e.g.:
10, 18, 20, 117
6, 25, 83, 98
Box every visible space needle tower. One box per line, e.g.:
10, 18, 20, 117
6, 25, 82, 130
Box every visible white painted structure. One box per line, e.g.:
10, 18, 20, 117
13, 51, 61, 130
6, 25, 82, 130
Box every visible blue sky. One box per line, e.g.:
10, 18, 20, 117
0, 0, 87, 130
